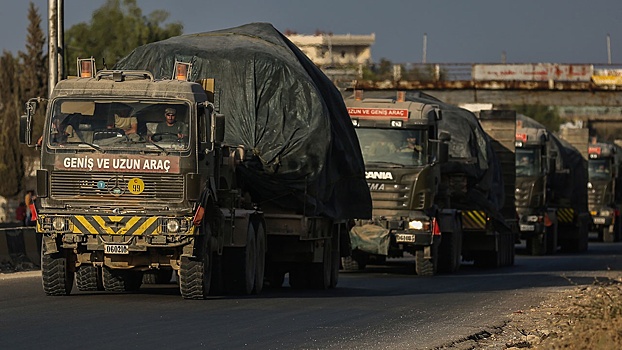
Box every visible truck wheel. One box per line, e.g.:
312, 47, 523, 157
527, 233, 546, 256
223, 223, 256, 295
437, 232, 462, 273
254, 221, 266, 294
340, 249, 368, 271
308, 238, 332, 289
545, 224, 558, 255
179, 229, 213, 299
76, 265, 104, 291
329, 228, 341, 288
415, 239, 438, 276
41, 250, 74, 296
102, 267, 142, 292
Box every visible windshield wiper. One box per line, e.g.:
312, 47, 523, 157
67, 141, 104, 153
364, 161, 405, 168
146, 139, 169, 155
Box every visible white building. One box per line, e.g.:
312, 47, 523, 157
286, 33, 375, 67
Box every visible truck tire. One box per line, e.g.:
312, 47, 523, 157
526, 233, 546, 256
415, 239, 438, 276
76, 265, 104, 291
254, 221, 266, 294
437, 231, 462, 273
340, 249, 368, 271
545, 224, 558, 255
102, 267, 142, 292
41, 251, 74, 296
308, 238, 332, 289
330, 227, 341, 288
223, 222, 256, 295
179, 228, 213, 299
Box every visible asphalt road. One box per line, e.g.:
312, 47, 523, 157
1, 242, 621, 350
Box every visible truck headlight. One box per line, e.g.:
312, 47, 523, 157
51, 217, 72, 232
408, 220, 424, 230
601, 210, 612, 217
526, 215, 540, 223
166, 219, 180, 233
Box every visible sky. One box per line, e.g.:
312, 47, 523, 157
1, 0, 622, 64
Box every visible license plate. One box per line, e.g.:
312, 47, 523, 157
104, 244, 129, 255
520, 224, 535, 232
395, 233, 415, 243
593, 217, 606, 224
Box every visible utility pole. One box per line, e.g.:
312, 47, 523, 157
48, 0, 64, 97
607, 33, 612, 64
422, 33, 427, 64
48, 0, 57, 97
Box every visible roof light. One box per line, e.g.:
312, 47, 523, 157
390, 120, 403, 127
354, 90, 363, 101
396, 91, 405, 102
77, 57, 96, 78
173, 61, 192, 81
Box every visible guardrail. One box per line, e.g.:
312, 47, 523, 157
0, 223, 40, 272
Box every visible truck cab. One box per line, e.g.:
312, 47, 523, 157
344, 91, 453, 275
515, 122, 557, 255
587, 141, 622, 242
19, 62, 269, 299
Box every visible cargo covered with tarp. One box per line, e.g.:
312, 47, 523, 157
114, 23, 371, 220
518, 115, 588, 214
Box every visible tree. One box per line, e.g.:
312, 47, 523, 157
512, 104, 563, 132
0, 52, 25, 197
0, 2, 47, 198
64, 0, 183, 75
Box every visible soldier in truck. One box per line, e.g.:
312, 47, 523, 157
153, 107, 188, 142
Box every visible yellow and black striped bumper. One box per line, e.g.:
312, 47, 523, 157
461, 210, 487, 230
556, 208, 575, 224
37, 215, 196, 235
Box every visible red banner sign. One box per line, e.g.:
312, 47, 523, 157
347, 107, 409, 119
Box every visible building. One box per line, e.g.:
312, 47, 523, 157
286, 32, 375, 67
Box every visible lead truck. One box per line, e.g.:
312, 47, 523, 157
20, 24, 371, 298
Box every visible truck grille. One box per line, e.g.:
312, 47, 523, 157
51, 171, 184, 201
370, 181, 410, 212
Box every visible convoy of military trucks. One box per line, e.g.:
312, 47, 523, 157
20, 23, 603, 298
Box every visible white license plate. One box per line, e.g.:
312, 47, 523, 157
104, 244, 129, 255
520, 224, 535, 232
395, 233, 415, 243
593, 217, 606, 224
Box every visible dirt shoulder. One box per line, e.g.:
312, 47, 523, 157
437, 274, 622, 350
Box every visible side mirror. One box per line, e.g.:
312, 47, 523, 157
19, 114, 32, 145
213, 114, 225, 144
437, 142, 449, 164
19, 99, 40, 145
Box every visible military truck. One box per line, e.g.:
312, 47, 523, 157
343, 91, 515, 275
515, 116, 590, 255
586, 139, 622, 242
21, 24, 371, 298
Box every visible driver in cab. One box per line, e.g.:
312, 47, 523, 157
152, 107, 188, 142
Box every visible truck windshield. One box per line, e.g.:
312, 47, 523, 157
588, 159, 612, 180
46, 99, 191, 151
516, 148, 540, 177
355, 128, 426, 166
